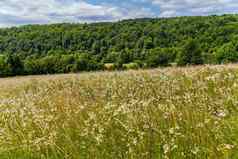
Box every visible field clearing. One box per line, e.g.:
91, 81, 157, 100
0, 65, 238, 158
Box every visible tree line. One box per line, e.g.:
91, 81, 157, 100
0, 14, 238, 76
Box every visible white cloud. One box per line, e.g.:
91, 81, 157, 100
0, 0, 154, 27
149, 0, 238, 17
0, 0, 238, 27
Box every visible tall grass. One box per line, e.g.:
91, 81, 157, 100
0, 65, 238, 158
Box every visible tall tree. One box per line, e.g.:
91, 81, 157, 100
177, 39, 204, 66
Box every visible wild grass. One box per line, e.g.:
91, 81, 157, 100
0, 65, 238, 158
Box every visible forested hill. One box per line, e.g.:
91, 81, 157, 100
1, 14, 238, 76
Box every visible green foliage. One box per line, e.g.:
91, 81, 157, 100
0, 14, 238, 76
216, 42, 238, 63
73, 53, 103, 72
122, 63, 139, 70
0, 54, 25, 76
0, 55, 10, 77
177, 39, 204, 66
23, 53, 102, 76
146, 48, 171, 67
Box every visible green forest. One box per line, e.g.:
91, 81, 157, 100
0, 14, 238, 76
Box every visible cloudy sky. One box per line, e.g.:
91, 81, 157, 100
0, 0, 238, 27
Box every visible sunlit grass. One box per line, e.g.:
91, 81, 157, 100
0, 65, 238, 158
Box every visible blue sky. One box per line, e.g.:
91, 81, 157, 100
0, 0, 238, 27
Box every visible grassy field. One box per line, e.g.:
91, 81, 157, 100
0, 65, 238, 159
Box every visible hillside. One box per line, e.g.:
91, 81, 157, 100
1, 14, 238, 76
0, 65, 238, 158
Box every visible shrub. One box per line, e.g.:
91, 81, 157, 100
176, 39, 204, 66
122, 63, 139, 70
215, 42, 238, 64
146, 48, 170, 67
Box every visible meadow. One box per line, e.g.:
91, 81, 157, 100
0, 65, 238, 159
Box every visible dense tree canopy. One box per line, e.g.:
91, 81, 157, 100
0, 14, 238, 76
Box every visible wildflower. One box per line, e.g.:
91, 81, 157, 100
191, 147, 200, 155
224, 144, 235, 150
169, 128, 175, 135
163, 144, 170, 154
216, 110, 227, 118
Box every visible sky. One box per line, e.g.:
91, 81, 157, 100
0, 0, 238, 27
